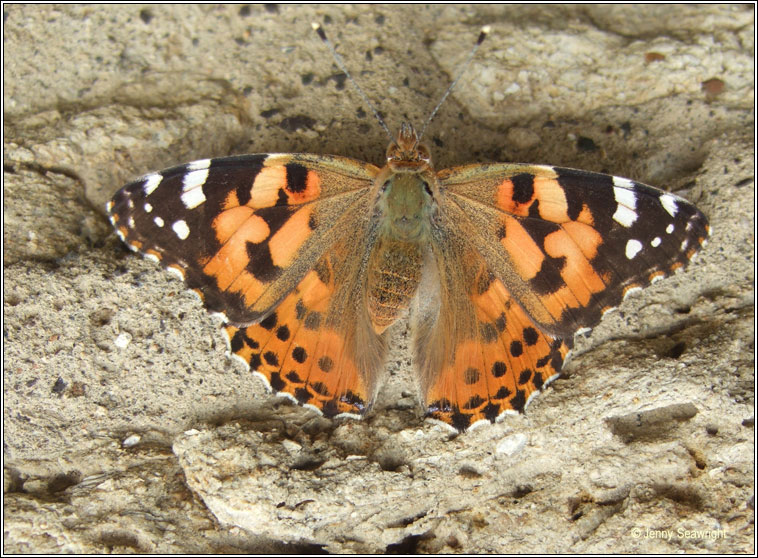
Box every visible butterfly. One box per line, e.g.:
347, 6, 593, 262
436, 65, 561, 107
106, 26, 710, 432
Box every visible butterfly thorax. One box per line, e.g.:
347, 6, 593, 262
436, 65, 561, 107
379, 123, 438, 239
365, 124, 438, 334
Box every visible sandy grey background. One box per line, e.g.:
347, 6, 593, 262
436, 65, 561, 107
4, 4, 754, 553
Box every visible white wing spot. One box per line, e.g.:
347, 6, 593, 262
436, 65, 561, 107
625, 239, 643, 260
143, 173, 162, 196
666, 223, 675, 234
613, 184, 637, 207
172, 219, 190, 240
659, 194, 678, 217
612, 184, 638, 227
105, 200, 114, 212
612, 176, 635, 189
128, 216, 136, 229
651, 237, 661, 247
145, 253, 160, 263
681, 238, 689, 251
181, 169, 209, 209
144, 203, 153, 213
153, 216, 165, 228
613, 204, 638, 228
188, 158, 211, 171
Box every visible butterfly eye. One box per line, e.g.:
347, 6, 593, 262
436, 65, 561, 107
416, 144, 431, 163
385, 143, 401, 163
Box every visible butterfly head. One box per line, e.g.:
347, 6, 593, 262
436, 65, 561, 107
386, 122, 432, 174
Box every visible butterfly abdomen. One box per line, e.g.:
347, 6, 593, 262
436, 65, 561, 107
366, 237, 423, 334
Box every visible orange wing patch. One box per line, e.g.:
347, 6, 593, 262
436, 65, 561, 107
252, 164, 322, 205
268, 206, 316, 268
498, 214, 608, 322
500, 215, 545, 280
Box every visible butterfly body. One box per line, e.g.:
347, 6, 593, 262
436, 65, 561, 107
108, 122, 709, 432
367, 124, 437, 333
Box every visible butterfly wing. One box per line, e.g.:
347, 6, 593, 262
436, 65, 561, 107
439, 163, 710, 337
108, 153, 387, 417
414, 213, 571, 432
417, 163, 709, 430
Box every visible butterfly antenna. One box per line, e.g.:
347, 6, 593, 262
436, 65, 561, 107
417, 25, 491, 144
312, 22, 396, 146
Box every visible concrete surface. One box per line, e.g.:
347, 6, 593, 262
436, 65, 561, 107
4, 4, 754, 553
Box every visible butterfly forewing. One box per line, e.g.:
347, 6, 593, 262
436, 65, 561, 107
108, 154, 379, 325
439, 163, 710, 338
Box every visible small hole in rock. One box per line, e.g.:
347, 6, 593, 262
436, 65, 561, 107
667, 341, 686, 359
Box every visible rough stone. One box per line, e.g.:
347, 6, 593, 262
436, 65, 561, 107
4, 4, 753, 553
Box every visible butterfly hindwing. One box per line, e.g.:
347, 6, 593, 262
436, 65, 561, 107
223, 238, 387, 418
414, 208, 571, 430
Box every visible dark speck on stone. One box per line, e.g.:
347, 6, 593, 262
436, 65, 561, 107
52, 377, 67, 394
577, 136, 598, 152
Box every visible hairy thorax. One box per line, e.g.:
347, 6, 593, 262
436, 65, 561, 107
366, 171, 435, 334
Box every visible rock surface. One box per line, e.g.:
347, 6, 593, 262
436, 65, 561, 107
4, 4, 754, 553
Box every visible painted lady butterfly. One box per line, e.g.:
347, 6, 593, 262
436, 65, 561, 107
107, 25, 709, 432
